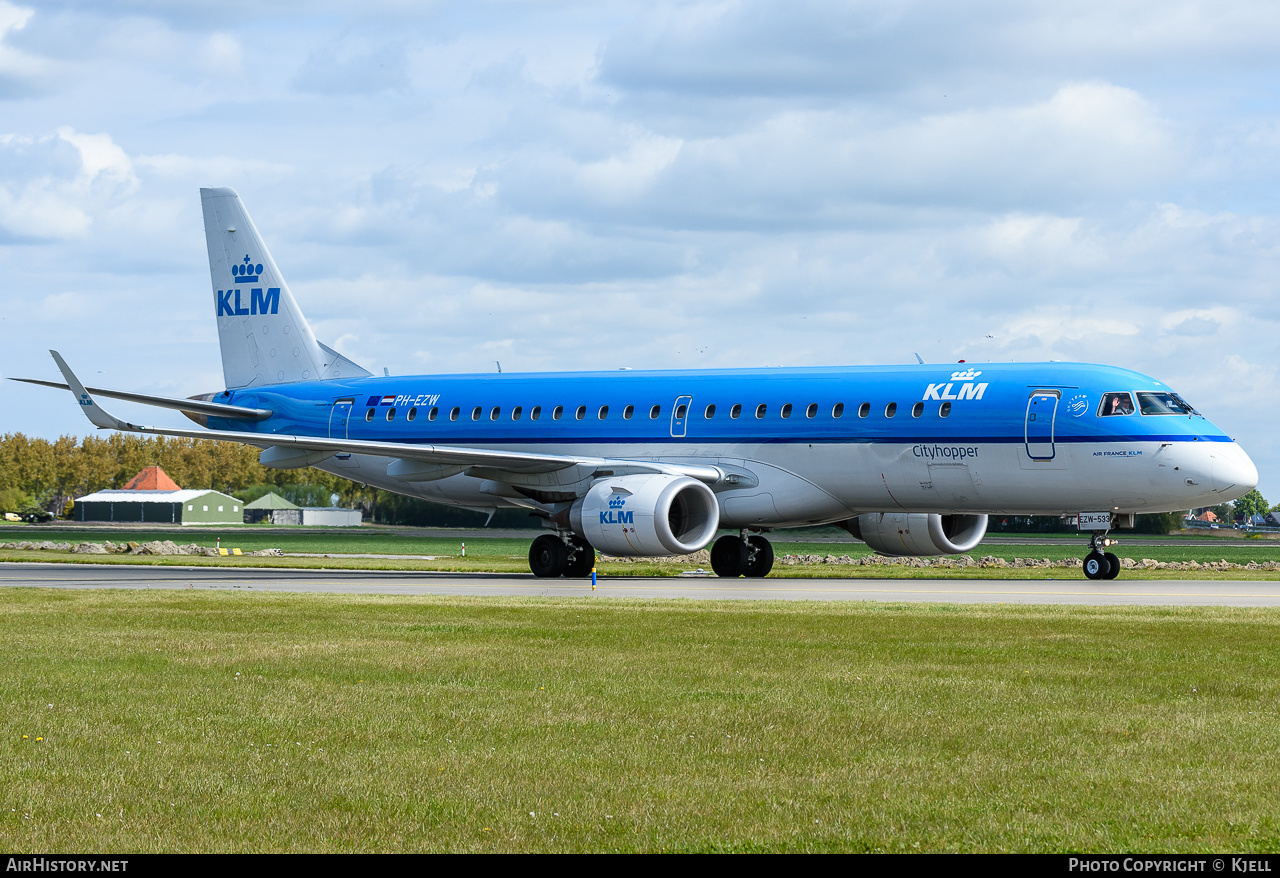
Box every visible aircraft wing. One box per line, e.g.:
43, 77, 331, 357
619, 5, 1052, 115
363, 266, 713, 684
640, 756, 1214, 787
45, 352, 724, 485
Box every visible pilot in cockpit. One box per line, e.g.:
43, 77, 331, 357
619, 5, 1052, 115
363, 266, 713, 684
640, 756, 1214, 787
1100, 392, 1135, 416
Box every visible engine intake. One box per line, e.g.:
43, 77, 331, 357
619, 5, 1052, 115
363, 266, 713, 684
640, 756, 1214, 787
841, 512, 988, 556
571, 474, 720, 556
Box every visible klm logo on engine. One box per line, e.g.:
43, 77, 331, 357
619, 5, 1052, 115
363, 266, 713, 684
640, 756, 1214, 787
600, 494, 634, 524
923, 369, 988, 402
216, 254, 280, 317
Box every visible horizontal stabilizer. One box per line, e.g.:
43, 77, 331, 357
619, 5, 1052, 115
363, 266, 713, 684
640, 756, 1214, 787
9, 377, 272, 421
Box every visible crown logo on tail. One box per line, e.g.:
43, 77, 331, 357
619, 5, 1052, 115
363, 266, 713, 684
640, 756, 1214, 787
232, 254, 263, 284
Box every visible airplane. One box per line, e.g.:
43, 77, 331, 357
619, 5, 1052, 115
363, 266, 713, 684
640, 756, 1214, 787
15, 188, 1259, 581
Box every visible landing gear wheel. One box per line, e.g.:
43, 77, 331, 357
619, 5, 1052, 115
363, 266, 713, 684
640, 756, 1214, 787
743, 535, 774, 578
1083, 551, 1112, 581
1102, 552, 1121, 580
710, 535, 747, 578
564, 537, 595, 578
529, 535, 567, 578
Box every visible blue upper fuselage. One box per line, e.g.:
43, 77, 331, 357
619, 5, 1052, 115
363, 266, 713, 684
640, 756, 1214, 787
204, 362, 1233, 448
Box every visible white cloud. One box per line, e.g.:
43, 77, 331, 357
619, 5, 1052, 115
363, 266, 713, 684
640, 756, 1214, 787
0, 128, 138, 240
0, 1, 53, 96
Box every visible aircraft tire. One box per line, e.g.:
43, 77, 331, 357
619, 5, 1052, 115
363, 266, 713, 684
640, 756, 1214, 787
564, 537, 596, 578
710, 535, 747, 577
743, 535, 774, 578
529, 535, 567, 578
1102, 552, 1121, 580
1082, 551, 1111, 580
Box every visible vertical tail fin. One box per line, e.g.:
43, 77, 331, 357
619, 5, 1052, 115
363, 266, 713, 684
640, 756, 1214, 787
200, 187, 370, 389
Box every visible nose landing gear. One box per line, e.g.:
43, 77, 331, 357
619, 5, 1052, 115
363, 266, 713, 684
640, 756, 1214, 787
1083, 533, 1121, 580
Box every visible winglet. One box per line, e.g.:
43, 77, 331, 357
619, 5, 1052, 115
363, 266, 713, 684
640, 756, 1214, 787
49, 351, 145, 432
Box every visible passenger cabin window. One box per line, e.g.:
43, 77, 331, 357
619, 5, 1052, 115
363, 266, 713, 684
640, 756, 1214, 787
885, 402, 897, 418
781, 403, 792, 419
365, 408, 375, 421
1099, 392, 1135, 417
623, 405, 633, 419
705, 404, 716, 418
471, 406, 482, 421
857, 403, 869, 418
675, 403, 687, 419
650, 405, 661, 419
449, 407, 460, 421
911, 402, 923, 418
939, 402, 952, 418
490, 406, 501, 420
552, 406, 563, 420
531, 406, 541, 420
407, 407, 417, 421
575, 405, 586, 420
731, 404, 742, 419
428, 407, 438, 421
755, 403, 767, 419
806, 403, 817, 418
386, 407, 396, 421
512, 406, 522, 421
1136, 392, 1198, 416
598, 405, 609, 419
832, 403, 845, 418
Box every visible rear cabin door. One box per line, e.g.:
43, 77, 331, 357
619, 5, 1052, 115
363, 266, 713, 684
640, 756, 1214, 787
328, 398, 355, 463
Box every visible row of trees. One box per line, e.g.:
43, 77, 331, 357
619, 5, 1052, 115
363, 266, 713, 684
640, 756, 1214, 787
0, 432, 355, 517
0, 432, 528, 527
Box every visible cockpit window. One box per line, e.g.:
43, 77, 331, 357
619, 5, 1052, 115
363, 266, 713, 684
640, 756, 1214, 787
1136, 391, 1199, 416
1098, 392, 1135, 417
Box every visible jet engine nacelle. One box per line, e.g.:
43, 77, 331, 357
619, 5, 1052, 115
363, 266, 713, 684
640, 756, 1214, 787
570, 474, 720, 556
841, 512, 988, 556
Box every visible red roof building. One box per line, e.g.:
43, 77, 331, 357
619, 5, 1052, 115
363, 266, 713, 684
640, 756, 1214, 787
121, 466, 181, 491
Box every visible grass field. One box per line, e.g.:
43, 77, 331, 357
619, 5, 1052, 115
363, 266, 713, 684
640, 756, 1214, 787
3, 589, 1279, 852
4, 526, 1280, 579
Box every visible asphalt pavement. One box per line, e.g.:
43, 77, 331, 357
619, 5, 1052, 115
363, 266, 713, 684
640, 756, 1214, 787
3, 562, 1279, 607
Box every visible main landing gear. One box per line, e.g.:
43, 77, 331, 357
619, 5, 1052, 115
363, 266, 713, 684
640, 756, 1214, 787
529, 533, 595, 578
710, 532, 775, 578
1082, 532, 1121, 581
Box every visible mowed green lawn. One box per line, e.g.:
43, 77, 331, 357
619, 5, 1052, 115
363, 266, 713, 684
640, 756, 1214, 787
3, 588, 1279, 852
6, 527, 1280, 578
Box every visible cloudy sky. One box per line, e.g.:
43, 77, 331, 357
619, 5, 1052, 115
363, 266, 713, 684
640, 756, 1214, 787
2, 0, 1279, 501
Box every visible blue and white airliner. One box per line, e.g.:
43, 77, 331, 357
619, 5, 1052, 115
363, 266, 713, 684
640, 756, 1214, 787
20, 188, 1259, 580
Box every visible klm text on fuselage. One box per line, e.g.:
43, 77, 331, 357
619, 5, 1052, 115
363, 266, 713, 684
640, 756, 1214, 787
216, 288, 281, 317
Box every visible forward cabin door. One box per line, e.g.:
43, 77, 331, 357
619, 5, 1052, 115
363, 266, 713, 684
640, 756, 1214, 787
1024, 390, 1060, 460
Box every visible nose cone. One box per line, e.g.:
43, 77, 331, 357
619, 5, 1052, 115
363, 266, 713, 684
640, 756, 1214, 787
1212, 443, 1259, 500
